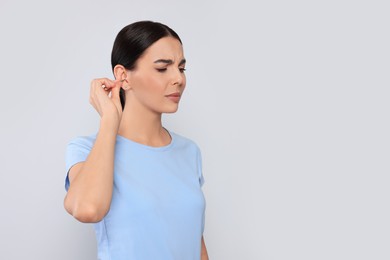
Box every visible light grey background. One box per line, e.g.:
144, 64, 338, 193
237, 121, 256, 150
0, 0, 388, 259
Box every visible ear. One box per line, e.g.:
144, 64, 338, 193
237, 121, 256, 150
113, 65, 131, 90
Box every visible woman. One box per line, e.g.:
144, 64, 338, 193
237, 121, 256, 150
64, 21, 209, 260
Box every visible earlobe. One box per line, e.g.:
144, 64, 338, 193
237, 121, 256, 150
121, 78, 131, 90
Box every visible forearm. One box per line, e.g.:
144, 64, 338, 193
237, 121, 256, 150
65, 118, 118, 222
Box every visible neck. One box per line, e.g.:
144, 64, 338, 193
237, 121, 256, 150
117, 98, 170, 147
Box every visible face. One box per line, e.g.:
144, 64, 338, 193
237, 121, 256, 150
126, 36, 186, 114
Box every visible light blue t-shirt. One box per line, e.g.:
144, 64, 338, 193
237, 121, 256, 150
65, 130, 206, 260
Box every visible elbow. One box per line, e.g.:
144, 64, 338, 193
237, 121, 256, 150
72, 205, 106, 223
64, 196, 108, 223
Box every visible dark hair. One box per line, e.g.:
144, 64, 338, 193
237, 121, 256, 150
111, 21, 182, 109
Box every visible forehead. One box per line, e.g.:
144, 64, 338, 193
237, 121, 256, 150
141, 37, 184, 62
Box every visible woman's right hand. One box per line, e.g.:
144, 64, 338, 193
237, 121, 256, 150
89, 78, 123, 127
65, 78, 123, 223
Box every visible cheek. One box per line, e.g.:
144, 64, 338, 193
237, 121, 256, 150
136, 74, 165, 93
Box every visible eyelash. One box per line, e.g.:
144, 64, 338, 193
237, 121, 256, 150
156, 68, 186, 73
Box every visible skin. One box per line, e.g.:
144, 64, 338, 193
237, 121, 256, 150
63, 36, 208, 259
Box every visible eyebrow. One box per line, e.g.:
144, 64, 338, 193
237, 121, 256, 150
154, 58, 186, 66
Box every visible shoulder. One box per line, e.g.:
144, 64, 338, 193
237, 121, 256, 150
65, 133, 97, 174
170, 131, 201, 153
67, 133, 97, 150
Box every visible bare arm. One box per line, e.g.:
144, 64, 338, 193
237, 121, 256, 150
64, 78, 123, 223
64, 119, 117, 222
201, 236, 209, 260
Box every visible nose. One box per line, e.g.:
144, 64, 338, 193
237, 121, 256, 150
172, 69, 185, 87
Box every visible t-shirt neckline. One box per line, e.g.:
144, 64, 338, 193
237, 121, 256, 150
116, 127, 175, 151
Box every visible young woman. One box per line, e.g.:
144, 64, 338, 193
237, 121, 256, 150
64, 21, 209, 260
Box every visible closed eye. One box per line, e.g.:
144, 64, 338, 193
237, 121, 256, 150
156, 68, 186, 73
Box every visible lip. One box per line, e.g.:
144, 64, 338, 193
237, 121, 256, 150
165, 92, 181, 97
165, 92, 181, 103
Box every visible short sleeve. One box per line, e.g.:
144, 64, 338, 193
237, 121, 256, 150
196, 146, 205, 188
195, 145, 206, 234
201, 205, 206, 234
64, 135, 95, 191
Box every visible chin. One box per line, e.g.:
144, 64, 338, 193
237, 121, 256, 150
164, 108, 179, 114
162, 104, 179, 114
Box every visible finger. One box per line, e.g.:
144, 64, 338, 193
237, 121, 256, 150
90, 79, 109, 108
95, 78, 116, 91
111, 80, 122, 100
110, 79, 124, 99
